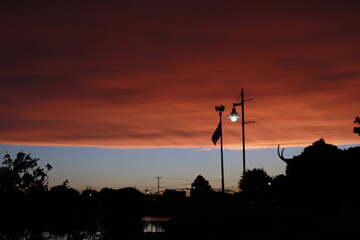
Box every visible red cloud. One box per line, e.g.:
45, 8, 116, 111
0, 1, 359, 148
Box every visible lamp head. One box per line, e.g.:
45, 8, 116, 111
228, 107, 240, 122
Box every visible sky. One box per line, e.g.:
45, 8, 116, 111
1, 1, 359, 192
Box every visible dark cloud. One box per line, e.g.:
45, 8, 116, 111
316, 71, 360, 82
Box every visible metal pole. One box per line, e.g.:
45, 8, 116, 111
220, 110, 225, 193
232, 89, 254, 177
156, 176, 162, 196
241, 89, 246, 176
215, 105, 225, 193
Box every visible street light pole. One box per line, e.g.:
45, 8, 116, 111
228, 89, 254, 176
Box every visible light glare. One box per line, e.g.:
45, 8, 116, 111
228, 113, 240, 122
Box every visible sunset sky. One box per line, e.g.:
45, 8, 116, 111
1, 1, 359, 191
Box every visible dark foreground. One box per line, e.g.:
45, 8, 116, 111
1, 188, 360, 240
2, 141, 360, 239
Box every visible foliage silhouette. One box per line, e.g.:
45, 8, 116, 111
47, 182, 81, 235
239, 168, 272, 205
239, 168, 272, 193
98, 187, 145, 239
354, 116, 360, 135
270, 174, 287, 201
0, 151, 52, 239
278, 139, 360, 210
190, 175, 212, 198
0, 151, 52, 193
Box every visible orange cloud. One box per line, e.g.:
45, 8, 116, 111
0, 1, 359, 149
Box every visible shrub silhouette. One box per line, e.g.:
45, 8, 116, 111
190, 175, 212, 198
239, 168, 272, 193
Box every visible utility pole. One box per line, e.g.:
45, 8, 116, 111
156, 176, 162, 196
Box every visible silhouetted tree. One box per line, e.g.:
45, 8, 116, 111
48, 181, 80, 235
190, 175, 212, 198
278, 139, 360, 211
0, 151, 52, 193
271, 174, 288, 201
239, 168, 272, 193
49, 180, 80, 214
354, 116, 360, 135
99, 187, 144, 239
80, 188, 99, 215
0, 152, 52, 239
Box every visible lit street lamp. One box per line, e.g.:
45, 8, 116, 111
228, 89, 254, 175
228, 107, 240, 122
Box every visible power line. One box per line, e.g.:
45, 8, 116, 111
133, 177, 156, 186
162, 177, 193, 181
